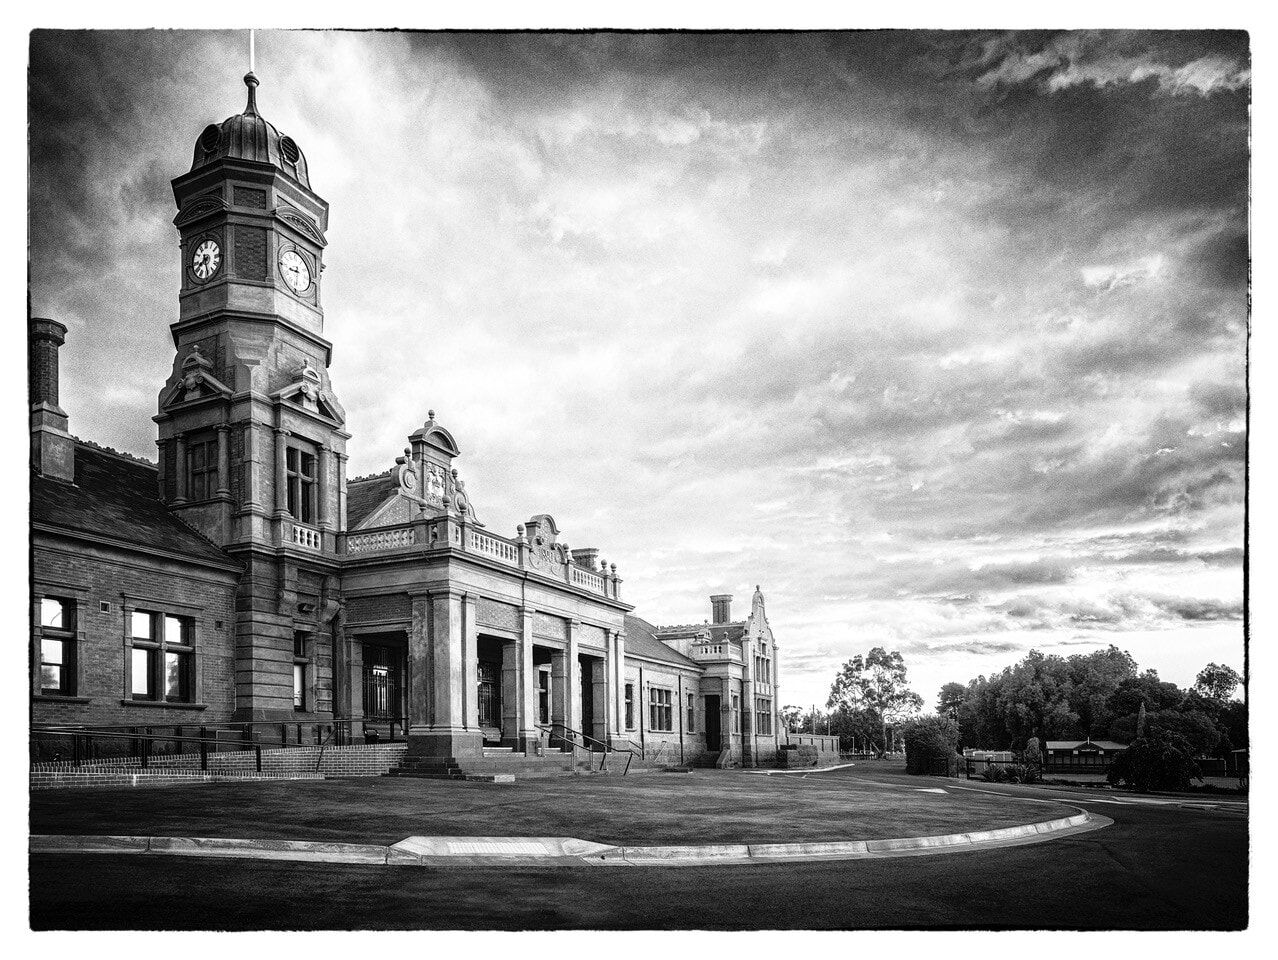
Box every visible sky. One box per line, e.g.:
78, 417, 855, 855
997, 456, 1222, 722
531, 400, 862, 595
27, 29, 1249, 711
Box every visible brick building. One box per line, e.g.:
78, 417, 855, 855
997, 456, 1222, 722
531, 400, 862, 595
30, 70, 784, 772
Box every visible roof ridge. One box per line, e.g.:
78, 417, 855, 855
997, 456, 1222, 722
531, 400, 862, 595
348, 468, 393, 484
73, 436, 156, 468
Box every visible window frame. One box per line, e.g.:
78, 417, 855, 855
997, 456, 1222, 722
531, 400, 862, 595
36, 596, 76, 697
648, 687, 674, 733
293, 631, 310, 712
686, 692, 695, 733
185, 432, 220, 502
624, 683, 635, 730
286, 443, 318, 523
129, 609, 196, 703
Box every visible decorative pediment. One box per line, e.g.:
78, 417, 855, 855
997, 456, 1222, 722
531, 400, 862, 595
163, 344, 232, 408
275, 205, 327, 246
272, 359, 343, 423
174, 193, 228, 227
391, 446, 484, 526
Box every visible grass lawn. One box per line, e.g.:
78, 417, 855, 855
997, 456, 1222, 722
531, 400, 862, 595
29, 765, 1076, 847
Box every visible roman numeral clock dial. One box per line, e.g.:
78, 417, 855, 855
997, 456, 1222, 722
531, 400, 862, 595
279, 249, 311, 293
190, 239, 220, 281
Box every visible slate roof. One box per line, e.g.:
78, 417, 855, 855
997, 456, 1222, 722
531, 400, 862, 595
709, 622, 746, 643
624, 614, 702, 670
30, 442, 238, 569
346, 471, 396, 528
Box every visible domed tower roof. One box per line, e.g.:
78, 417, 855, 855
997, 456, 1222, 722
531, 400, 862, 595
189, 72, 311, 188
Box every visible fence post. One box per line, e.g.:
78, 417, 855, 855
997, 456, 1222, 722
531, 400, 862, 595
255, 745, 262, 773
141, 736, 150, 769
200, 736, 208, 772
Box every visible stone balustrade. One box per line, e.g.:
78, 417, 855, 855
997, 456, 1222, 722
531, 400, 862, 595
340, 519, 622, 600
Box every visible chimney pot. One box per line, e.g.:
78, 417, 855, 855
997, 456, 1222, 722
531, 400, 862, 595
29, 317, 75, 481
710, 594, 733, 624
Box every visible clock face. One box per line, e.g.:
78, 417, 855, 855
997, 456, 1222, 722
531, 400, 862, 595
279, 250, 312, 293
191, 239, 221, 281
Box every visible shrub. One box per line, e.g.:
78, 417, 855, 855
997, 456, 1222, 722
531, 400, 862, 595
903, 715, 959, 776
1107, 731, 1202, 792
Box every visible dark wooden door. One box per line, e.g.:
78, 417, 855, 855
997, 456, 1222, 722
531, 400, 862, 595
704, 695, 722, 751
580, 665, 595, 744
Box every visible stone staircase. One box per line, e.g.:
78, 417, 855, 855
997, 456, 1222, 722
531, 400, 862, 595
387, 742, 670, 781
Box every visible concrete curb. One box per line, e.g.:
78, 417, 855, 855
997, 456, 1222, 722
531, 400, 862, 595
30, 810, 1105, 868
760, 762, 859, 777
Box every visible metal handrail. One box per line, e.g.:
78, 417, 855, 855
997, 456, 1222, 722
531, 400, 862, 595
31, 726, 263, 773
536, 722, 634, 776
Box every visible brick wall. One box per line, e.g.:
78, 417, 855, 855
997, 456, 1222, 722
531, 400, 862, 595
32, 534, 239, 728
30, 743, 407, 790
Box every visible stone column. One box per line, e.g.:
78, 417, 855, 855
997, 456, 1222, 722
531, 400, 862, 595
566, 621, 581, 737
550, 649, 568, 744
155, 438, 168, 500
461, 595, 478, 731
317, 444, 332, 530
215, 424, 231, 497
407, 595, 431, 735
242, 423, 262, 511
407, 591, 480, 760
609, 630, 629, 749
173, 432, 188, 503
591, 657, 609, 745
501, 639, 520, 748
518, 609, 540, 752
274, 427, 291, 517
336, 451, 349, 530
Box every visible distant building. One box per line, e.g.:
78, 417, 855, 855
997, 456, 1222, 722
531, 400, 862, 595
1044, 739, 1128, 771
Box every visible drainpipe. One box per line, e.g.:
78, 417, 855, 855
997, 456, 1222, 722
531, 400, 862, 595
639, 665, 645, 758
677, 673, 685, 765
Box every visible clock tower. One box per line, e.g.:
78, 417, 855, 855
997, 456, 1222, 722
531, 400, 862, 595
156, 71, 348, 721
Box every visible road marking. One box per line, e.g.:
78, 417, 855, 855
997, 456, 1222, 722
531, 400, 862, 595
915, 788, 948, 794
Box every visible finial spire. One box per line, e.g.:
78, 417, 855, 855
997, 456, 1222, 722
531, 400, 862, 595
243, 30, 259, 116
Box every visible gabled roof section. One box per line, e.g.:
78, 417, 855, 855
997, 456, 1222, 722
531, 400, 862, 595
31, 442, 238, 570
625, 615, 702, 670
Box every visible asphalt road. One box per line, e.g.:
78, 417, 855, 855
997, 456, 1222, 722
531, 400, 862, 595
28, 771, 1247, 930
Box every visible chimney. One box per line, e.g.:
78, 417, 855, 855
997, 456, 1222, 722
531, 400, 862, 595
711, 594, 733, 624
30, 317, 75, 482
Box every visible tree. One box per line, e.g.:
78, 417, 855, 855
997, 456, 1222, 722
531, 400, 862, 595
1107, 730, 1202, 792
1193, 663, 1242, 703
827, 647, 924, 753
780, 705, 805, 733
902, 714, 959, 776
937, 682, 967, 716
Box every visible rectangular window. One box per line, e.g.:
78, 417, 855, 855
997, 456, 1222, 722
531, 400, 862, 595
132, 647, 155, 699
186, 435, 219, 501
731, 694, 740, 733
649, 688, 673, 732
755, 698, 773, 736
686, 693, 695, 733
286, 445, 318, 523
293, 631, 309, 712
625, 684, 635, 730
165, 651, 190, 701
37, 596, 75, 696
130, 609, 194, 703
40, 639, 66, 694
